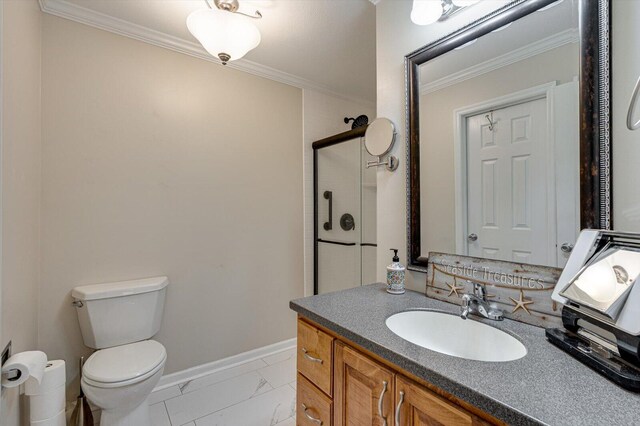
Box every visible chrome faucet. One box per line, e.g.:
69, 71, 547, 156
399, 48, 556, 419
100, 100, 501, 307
460, 282, 504, 321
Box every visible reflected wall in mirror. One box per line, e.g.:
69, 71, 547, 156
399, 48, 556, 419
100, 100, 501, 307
613, 0, 640, 232
407, 0, 611, 271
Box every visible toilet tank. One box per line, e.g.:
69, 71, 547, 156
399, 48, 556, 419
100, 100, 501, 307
72, 276, 168, 349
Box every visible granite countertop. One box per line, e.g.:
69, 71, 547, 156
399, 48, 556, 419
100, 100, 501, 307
290, 283, 640, 425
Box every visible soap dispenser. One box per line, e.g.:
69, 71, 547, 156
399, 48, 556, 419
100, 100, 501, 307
387, 249, 405, 294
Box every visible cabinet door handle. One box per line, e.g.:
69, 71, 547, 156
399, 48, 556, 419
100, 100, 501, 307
378, 380, 388, 426
628, 75, 640, 131
301, 348, 323, 364
395, 390, 405, 425
301, 403, 323, 425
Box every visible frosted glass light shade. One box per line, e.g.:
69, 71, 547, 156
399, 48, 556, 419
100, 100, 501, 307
187, 8, 261, 64
411, 0, 443, 25
575, 261, 617, 303
452, 0, 480, 6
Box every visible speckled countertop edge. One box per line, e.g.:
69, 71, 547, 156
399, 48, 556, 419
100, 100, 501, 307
290, 283, 640, 426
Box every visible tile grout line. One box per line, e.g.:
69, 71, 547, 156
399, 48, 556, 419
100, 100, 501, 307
156, 354, 295, 425
166, 373, 277, 425
163, 401, 173, 426
158, 354, 292, 405
157, 361, 269, 405
185, 383, 297, 425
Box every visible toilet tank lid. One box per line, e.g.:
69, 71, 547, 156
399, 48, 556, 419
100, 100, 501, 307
72, 276, 169, 301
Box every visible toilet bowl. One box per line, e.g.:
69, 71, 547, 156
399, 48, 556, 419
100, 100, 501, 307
81, 340, 167, 426
71, 277, 169, 426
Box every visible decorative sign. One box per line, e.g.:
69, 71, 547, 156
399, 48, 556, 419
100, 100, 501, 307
426, 252, 563, 328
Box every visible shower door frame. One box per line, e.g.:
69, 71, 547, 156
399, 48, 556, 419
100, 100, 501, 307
312, 126, 368, 295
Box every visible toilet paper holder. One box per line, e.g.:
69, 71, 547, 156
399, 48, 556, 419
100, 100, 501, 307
0, 341, 20, 382
2, 368, 21, 382
2, 362, 53, 382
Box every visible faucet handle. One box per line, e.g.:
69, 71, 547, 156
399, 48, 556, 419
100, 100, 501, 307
470, 281, 486, 301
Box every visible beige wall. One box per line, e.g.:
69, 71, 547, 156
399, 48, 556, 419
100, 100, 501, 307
1, 0, 42, 424
420, 44, 578, 255
39, 15, 303, 382
375, 0, 511, 288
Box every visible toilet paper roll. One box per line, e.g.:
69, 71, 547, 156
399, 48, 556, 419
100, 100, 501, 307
29, 384, 65, 422
1, 351, 47, 388
30, 408, 65, 426
25, 360, 66, 395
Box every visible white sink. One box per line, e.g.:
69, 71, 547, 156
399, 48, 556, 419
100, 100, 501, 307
385, 310, 527, 362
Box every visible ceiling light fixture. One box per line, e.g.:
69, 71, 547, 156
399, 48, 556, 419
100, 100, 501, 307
187, 0, 262, 65
411, 0, 480, 26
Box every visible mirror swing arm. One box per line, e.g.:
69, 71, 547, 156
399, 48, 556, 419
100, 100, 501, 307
405, 0, 612, 272
366, 156, 399, 171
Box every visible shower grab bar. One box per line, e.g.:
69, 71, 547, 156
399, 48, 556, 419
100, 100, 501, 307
323, 191, 333, 230
628, 75, 640, 131
361, 243, 378, 247
317, 239, 356, 246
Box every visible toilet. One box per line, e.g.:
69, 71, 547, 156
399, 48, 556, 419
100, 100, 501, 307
72, 276, 169, 426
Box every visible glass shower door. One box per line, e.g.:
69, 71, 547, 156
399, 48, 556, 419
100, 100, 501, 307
314, 136, 377, 295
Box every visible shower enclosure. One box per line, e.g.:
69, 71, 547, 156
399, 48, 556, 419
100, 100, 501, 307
313, 127, 377, 295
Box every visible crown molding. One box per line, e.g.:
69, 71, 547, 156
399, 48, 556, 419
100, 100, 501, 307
39, 0, 375, 108
420, 28, 578, 95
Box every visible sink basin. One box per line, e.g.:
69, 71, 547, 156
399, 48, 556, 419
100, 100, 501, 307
385, 310, 526, 362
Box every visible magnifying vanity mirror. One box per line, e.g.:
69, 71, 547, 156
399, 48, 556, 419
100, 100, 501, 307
406, 0, 611, 271
364, 118, 399, 171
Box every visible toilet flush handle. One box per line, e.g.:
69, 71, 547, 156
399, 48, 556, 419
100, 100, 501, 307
72, 299, 84, 308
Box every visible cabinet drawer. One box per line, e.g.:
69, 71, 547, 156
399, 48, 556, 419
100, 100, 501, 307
297, 373, 333, 426
297, 319, 334, 396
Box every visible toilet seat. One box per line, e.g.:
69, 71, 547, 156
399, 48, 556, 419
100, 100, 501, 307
83, 340, 166, 389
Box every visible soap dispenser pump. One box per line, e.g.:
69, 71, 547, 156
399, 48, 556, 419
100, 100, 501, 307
387, 249, 405, 294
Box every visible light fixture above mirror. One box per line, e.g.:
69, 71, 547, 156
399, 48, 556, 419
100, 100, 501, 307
410, 0, 480, 26
187, 0, 262, 65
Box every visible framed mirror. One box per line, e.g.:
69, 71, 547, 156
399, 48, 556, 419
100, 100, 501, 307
406, 0, 611, 271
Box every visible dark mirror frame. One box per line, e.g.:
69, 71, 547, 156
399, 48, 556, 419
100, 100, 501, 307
406, 0, 611, 271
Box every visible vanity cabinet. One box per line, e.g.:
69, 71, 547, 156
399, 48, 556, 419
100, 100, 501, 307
296, 317, 503, 426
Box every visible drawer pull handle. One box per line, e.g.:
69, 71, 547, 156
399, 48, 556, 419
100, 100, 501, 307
302, 348, 323, 364
378, 380, 388, 426
301, 403, 323, 425
395, 390, 405, 425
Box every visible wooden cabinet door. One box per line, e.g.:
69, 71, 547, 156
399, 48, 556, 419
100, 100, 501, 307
334, 342, 394, 426
395, 374, 488, 426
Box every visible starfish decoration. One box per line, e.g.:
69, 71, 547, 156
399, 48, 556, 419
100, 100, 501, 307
510, 290, 534, 314
446, 282, 465, 298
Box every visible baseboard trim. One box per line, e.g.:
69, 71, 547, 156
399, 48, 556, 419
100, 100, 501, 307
154, 337, 297, 391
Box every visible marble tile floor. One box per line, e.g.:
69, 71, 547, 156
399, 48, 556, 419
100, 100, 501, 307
148, 347, 297, 426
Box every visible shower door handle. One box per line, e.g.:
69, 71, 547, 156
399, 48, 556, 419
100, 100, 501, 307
323, 191, 333, 230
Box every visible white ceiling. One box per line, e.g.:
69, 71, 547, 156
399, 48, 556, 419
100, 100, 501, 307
42, 0, 377, 104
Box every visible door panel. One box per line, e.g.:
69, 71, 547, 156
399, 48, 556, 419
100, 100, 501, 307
334, 342, 394, 426
316, 137, 378, 294
395, 375, 474, 426
466, 97, 548, 265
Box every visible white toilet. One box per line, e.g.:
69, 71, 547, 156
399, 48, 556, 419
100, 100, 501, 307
72, 276, 169, 426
